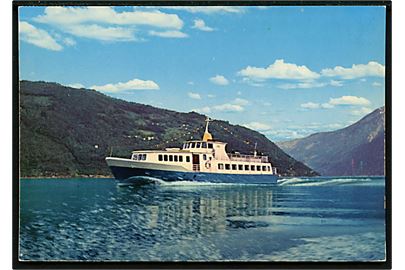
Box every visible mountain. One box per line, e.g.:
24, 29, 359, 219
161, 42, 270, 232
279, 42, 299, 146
19, 80, 318, 177
277, 107, 385, 176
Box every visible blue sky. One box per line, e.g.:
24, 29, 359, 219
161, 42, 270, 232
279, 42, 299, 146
19, 6, 386, 141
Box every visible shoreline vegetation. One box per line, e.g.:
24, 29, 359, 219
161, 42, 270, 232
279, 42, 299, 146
20, 174, 113, 180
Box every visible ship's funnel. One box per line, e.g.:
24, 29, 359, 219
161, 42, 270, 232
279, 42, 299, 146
202, 117, 213, 141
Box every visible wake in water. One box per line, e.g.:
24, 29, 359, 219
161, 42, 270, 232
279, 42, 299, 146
278, 177, 382, 187
117, 175, 384, 188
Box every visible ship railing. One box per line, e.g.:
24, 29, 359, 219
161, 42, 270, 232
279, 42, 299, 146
192, 164, 200, 171
228, 154, 269, 163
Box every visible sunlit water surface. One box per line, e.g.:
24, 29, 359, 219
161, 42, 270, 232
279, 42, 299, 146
19, 176, 386, 261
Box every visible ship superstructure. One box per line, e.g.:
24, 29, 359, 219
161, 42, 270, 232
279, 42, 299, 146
106, 118, 278, 184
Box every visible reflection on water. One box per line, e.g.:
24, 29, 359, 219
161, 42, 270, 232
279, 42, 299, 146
19, 177, 386, 261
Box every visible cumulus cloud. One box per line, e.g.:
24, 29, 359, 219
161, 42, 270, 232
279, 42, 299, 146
19, 21, 63, 51
90, 78, 159, 92
188, 92, 201, 99
67, 83, 85, 88
238, 59, 320, 81
33, 7, 185, 42
65, 24, 136, 41
278, 81, 326, 89
328, 96, 371, 106
35, 7, 183, 29
300, 102, 321, 109
192, 98, 249, 114
149, 30, 188, 38
301, 96, 371, 110
154, 6, 244, 14
213, 103, 244, 112
244, 122, 272, 131
372, 82, 383, 87
209, 75, 229, 85
321, 61, 385, 79
350, 107, 373, 116
192, 19, 214, 31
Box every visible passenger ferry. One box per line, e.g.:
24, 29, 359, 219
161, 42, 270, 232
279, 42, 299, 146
106, 118, 278, 184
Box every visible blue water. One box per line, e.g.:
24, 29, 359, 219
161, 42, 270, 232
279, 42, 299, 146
19, 176, 386, 261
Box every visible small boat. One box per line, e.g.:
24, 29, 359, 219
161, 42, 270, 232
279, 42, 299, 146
106, 118, 278, 184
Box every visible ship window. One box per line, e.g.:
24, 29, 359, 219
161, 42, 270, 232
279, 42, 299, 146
174, 155, 178, 162
262, 166, 267, 171
191, 142, 196, 148
245, 165, 249, 170
143, 154, 147, 160
257, 165, 261, 171
196, 142, 201, 148
186, 156, 190, 162
139, 154, 143, 160
158, 154, 163, 161
164, 155, 168, 161
132, 154, 138, 160
208, 143, 213, 149
202, 142, 207, 148
218, 163, 224, 170
238, 164, 243, 170
169, 155, 173, 162
225, 164, 230, 170
179, 156, 183, 162
268, 166, 271, 171
232, 164, 237, 170
251, 165, 255, 171
203, 154, 207, 160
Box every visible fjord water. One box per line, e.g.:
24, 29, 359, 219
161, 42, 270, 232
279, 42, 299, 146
19, 177, 386, 261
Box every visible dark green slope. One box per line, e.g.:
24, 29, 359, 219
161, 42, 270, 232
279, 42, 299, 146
278, 107, 385, 176
19, 80, 318, 177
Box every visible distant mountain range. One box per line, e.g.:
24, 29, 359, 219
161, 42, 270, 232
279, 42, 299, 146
19, 80, 317, 177
277, 107, 385, 176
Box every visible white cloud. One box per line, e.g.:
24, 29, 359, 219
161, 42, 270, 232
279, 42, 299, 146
278, 81, 326, 89
90, 78, 159, 92
192, 19, 214, 32
155, 6, 244, 14
63, 37, 76, 46
301, 96, 370, 110
35, 7, 183, 29
67, 83, 85, 88
19, 21, 63, 51
320, 103, 334, 109
232, 98, 249, 106
192, 98, 249, 114
213, 103, 244, 112
321, 61, 385, 79
244, 122, 272, 131
372, 82, 383, 87
350, 107, 373, 116
192, 106, 211, 114
238, 59, 320, 81
65, 24, 136, 41
207, 94, 216, 98
188, 92, 201, 99
300, 102, 320, 109
330, 80, 343, 87
209, 75, 229, 85
149, 30, 188, 38
328, 96, 371, 106
33, 7, 185, 42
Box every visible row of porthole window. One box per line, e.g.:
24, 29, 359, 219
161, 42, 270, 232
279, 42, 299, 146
158, 154, 191, 163
218, 163, 271, 172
